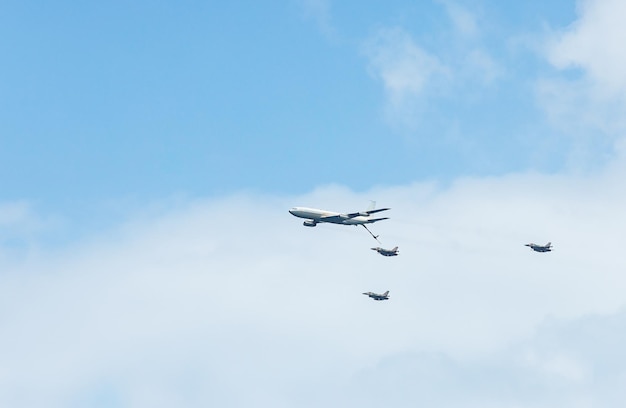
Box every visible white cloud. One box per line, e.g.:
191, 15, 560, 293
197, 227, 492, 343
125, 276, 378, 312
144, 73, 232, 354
0, 201, 62, 262
361, 5, 502, 131
2, 163, 626, 406
539, 0, 626, 162
319, 309, 626, 408
0, 201, 50, 234
465, 48, 503, 84
298, 0, 336, 40
547, 0, 626, 95
523, 351, 587, 383
362, 27, 450, 128
440, 0, 479, 38
363, 27, 448, 100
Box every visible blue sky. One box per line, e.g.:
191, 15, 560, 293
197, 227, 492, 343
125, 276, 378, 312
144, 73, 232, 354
4, 1, 626, 407
2, 1, 579, 215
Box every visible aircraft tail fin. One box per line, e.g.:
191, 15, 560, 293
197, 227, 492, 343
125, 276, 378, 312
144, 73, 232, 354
547, 242, 552, 247
366, 200, 376, 211
392, 246, 398, 251
383, 291, 389, 296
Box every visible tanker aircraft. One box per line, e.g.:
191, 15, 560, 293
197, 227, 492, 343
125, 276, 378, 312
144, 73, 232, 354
289, 202, 389, 241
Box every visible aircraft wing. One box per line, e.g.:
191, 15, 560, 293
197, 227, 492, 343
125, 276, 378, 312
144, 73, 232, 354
344, 208, 390, 218
320, 214, 350, 223
366, 208, 390, 214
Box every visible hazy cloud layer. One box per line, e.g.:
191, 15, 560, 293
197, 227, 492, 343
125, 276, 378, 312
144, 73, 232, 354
319, 309, 626, 408
2, 162, 626, 407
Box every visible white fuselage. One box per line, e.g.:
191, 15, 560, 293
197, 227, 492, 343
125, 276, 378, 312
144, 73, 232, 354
289, 207, 374, 225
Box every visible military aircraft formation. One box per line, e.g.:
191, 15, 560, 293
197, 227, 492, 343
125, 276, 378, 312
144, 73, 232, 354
290, 202, 552, 301
289, 202, 397, 301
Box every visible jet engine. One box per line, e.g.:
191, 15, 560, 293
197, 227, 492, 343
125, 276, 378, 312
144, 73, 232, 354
303, 220, 317, 227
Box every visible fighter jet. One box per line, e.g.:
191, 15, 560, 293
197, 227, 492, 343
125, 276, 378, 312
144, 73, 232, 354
363, 291, 390, 301
289, 201, 389, 241
371, 246, 399, 256
525, 242, 553, 252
